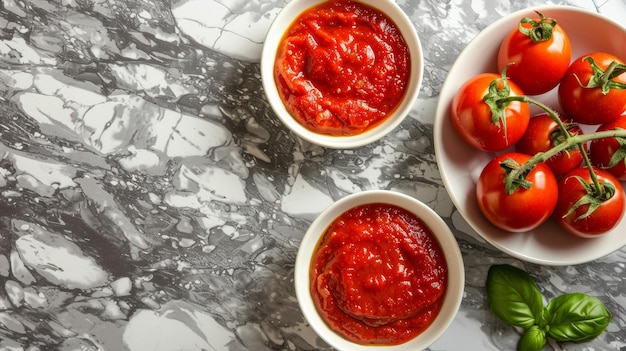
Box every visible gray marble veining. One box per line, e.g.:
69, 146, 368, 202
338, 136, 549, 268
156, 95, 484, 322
0, 0, 624, 350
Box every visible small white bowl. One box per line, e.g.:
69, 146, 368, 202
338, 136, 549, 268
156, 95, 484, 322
261, 0, 423, 149
294, 190, 464, 351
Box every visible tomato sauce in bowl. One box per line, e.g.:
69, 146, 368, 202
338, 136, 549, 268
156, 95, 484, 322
310, 203, 448, 345
273, 0, 410, 136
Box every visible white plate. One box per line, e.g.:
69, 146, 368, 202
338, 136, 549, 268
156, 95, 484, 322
434, 5, 626, 266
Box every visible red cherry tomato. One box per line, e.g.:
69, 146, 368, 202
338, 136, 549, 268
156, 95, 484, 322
476, 152, 558, 232
451, 73, 530, 151
589, 113, 626, 180
498, 12, 572, 95
553, 167, 625, 238
558, 52, 626, 125
515, 113, 585, 176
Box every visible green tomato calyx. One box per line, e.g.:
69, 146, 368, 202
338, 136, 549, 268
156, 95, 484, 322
500, 157, 533, 195
576, 56, 626, 94
561, 175, 617, 221
519, 11, 556, 43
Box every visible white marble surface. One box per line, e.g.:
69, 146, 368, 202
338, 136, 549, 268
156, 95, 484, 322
0, 0, 624, 350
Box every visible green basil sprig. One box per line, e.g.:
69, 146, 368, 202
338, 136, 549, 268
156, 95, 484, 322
486, 264, 611, 351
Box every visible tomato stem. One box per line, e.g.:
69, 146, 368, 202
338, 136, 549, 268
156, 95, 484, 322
497, 94, 626, 196
579, 142, 604, 194
506, 129, 626, 191
523, 96, 607, 195
483, 63, 626, 199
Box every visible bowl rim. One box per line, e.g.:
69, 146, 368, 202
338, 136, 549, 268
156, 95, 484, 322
294, 190, 465, 351
261, 0, 424, 149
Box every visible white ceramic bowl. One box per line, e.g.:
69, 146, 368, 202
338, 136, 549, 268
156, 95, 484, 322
294, 190, 464, 351
261, 0, 423, 149
434, 5, 626, 265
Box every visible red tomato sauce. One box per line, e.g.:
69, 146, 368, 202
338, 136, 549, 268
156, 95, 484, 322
274, 0, 410, 136
310, 203, 448, 345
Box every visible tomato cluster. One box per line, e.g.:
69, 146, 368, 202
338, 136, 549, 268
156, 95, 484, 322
451, 11, 626, 238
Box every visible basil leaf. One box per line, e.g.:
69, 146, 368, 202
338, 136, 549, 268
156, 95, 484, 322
547, 293, 612, 342
486, 264, 545, 329
518, 325, 547, 351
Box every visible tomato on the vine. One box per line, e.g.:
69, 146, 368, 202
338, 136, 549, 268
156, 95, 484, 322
558, 52, 626, 125
515, 113, 585, 176
451, 73, 530, 151
589, 113, 626, 180
498, 11, 572, 95
552, 167, 625, 238
477, 152, 558, 232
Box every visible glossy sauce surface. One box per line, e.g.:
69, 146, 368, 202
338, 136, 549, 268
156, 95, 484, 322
310, 203, 448, 344
274, 0, 410, 136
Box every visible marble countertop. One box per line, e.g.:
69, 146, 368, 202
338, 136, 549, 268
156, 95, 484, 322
0, 0, 625, 350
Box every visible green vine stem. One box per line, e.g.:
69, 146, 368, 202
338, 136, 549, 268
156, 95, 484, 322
481, 64, 626, 198
524, 96, 604, 195
495, 94, 626, 196
502, 128, 626, 195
